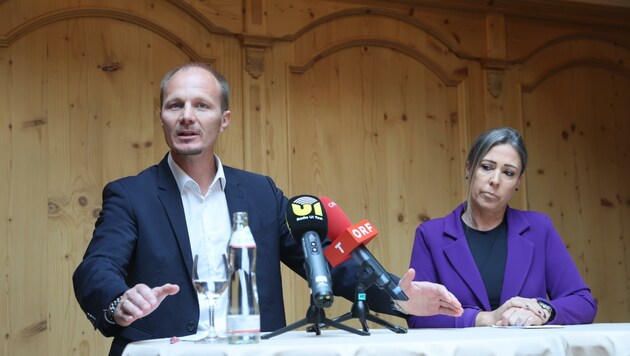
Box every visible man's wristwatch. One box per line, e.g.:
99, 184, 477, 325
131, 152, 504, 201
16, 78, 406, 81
103, 296, 123, 324
537, 300, 555, 323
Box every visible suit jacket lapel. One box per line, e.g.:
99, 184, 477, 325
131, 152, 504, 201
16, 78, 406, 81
501, 207, 534, 303
443, 204, 491, 310
156, 155, 194, 278
223, 166, 247, 222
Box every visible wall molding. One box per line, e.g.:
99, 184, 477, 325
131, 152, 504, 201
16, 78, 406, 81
480, 59, 510, 98
521, 58, 630, 92
516, 32, 630, 64
0, 6, 216, 64
239, 35, 273, 79
289, 38, 467, 87
335, 0, 630, 30
278, 7, 477, 61
164, 0, 232, 35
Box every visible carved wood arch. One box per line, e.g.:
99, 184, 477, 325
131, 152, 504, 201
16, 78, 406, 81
280, 7, 476, 61
516, 32, 630, 64
0, 7, 218, 64
289, 38, 466, 87
522, 58, 630, 93
163, 0, 232, 35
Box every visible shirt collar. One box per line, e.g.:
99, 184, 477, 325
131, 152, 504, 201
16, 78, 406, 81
167, 153, 226, 193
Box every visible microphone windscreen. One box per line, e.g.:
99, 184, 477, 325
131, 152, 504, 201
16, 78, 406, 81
319, 196, 352, 239
286, 195, 328, 240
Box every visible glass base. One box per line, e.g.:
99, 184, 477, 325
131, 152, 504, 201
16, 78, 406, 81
194, 335, 226, 344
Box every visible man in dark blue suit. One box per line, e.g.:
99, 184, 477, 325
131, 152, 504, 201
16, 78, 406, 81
73, 63, 463, 356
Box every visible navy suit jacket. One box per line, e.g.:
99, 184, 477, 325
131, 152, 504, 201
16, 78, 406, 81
73, 155, 397, 355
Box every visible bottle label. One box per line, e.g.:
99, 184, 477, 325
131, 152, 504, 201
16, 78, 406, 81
229, 226, 256, 248
227, 315, 260, 334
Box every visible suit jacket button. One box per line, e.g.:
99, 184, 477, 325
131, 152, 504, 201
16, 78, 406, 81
187, 322, 196, 332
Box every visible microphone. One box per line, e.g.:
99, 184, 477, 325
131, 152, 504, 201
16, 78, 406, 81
320, 196, 408, 301
286, 195, 334, 308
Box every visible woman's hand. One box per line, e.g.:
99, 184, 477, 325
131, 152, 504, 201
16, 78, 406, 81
494, 306, 545, 326
475, 297, 549, 326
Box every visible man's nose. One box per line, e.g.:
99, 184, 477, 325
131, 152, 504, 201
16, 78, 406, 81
179, 103, 195, 122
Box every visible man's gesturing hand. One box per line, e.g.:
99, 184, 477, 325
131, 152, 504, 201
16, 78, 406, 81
114, 283, 180, 326
395, 268, 463, 317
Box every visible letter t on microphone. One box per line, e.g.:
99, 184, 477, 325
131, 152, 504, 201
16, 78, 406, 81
324, 220, 378, 267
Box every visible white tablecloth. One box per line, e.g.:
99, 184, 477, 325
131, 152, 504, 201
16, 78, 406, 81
122, 323, 630, 356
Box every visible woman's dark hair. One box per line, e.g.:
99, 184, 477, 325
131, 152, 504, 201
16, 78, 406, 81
159, 62, 230, 113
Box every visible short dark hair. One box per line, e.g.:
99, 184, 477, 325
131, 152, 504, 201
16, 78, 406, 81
159, 62, 230, 112
465, 127, 528, 189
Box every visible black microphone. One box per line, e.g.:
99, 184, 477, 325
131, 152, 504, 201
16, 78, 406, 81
286, 195, 334, 308
320, 196, 408, 301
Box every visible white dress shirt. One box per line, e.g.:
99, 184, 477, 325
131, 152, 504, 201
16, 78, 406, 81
167, 153, 231, 337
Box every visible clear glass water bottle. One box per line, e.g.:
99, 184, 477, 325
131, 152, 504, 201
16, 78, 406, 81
226, 212, 261, 344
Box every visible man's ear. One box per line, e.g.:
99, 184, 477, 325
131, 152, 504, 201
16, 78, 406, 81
220, 110, 231, 132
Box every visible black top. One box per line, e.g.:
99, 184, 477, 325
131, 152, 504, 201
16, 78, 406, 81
462, 216, 508, 310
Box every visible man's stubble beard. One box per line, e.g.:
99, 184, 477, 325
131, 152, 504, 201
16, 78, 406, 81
171, 147, 204, 156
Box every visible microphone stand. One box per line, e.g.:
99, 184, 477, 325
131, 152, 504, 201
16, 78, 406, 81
261, 298, 369, 339
329, 264, 408, 334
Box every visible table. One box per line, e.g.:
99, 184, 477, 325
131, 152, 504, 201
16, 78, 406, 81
122, 323, 630, 356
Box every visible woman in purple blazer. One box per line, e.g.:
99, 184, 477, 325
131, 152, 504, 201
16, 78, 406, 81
408, 127, 596, 328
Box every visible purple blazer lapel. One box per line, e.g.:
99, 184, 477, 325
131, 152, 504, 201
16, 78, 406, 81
443, 204, 491, 310
500, 207, 534, 303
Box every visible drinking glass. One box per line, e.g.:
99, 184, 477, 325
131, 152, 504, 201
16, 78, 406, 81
192, 254, 230, 343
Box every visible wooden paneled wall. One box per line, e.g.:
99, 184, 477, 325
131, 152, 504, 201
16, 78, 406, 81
1, 0, 629, 354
